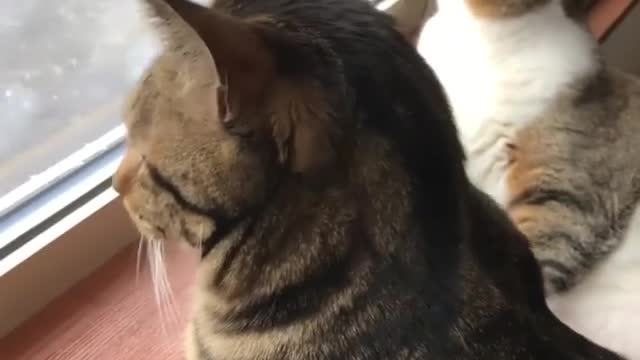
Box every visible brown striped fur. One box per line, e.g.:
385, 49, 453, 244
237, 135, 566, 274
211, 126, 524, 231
114, 0, 624, 359
506, 71, 640, 292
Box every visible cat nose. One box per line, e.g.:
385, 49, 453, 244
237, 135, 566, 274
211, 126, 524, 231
113, 150, 142, 195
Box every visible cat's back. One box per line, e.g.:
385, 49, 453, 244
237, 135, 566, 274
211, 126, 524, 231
535, 69, 640, 359
507, 68, 640, 359
511, 69, 640, 191
547, 202, 640, 359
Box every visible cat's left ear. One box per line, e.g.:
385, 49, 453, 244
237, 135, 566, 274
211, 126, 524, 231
381, 0, 433, 44
142, 0, 341, 177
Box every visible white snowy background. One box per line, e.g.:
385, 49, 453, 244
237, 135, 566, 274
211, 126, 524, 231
0, 0, 208, 196
0, 0, 379, 197
0, 0, 154, 196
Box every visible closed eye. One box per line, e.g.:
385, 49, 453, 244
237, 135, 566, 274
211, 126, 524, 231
143, 159, 233, 221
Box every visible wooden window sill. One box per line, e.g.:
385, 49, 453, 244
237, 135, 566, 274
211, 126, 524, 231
0, 242, 199, 359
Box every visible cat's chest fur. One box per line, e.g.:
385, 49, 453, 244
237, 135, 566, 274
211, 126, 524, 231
417, 1, 597, 204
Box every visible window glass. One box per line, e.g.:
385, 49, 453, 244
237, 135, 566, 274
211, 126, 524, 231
0, 0, 164, 199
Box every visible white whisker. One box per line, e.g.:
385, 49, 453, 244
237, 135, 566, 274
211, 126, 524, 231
147, 240, 165, 330
158, 242, 180, 324
197, 222, 206, 254
135, 235, 145, 284
146, 239, 182, 333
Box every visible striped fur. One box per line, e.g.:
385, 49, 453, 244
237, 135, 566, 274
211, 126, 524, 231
113, 0, 624, 359
417, 0, 640, 357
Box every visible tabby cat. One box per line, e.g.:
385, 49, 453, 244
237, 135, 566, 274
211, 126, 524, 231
113, 0, 624, 358
417, 0, 640, 358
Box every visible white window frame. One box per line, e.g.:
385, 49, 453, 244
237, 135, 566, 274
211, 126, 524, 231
0, 125, 139, 336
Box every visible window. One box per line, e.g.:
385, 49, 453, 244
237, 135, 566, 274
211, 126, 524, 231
0, 0, 220, 338
0, 0, 162, 336
0, 0, 160, 262
0, 0, 405, 267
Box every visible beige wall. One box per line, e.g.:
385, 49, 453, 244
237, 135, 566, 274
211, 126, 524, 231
601, 3, 640, 75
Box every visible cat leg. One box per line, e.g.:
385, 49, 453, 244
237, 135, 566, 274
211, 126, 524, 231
508, 194, 619, 295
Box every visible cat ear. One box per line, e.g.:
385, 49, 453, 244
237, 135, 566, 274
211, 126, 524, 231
381, 0, 433, 44
142, 0, 275, 84
142, 0, 339, 177
270, 83, 341, 177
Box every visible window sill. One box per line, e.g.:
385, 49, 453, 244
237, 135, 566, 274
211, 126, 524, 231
0, 241, 199, 359
0, 123, 135, 337
0, 190, 138, 337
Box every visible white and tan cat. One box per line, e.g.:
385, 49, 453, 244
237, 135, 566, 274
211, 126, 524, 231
416, 0, 640, 358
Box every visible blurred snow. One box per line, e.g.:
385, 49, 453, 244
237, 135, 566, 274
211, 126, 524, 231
0, 0, 157, 196
0, 0, 208, 197
0, 0, 371, 197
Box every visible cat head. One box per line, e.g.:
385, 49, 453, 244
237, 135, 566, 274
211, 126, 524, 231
113, 0, 348, 249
